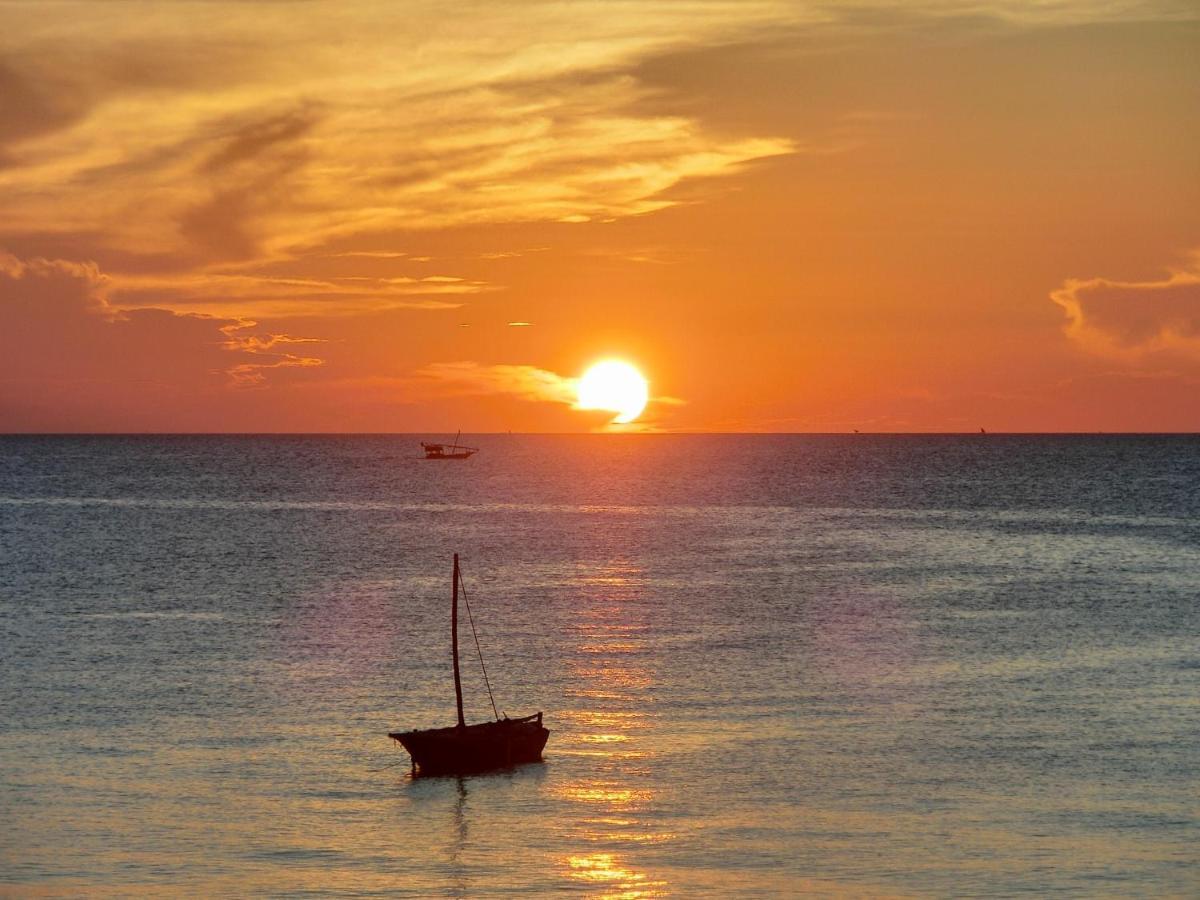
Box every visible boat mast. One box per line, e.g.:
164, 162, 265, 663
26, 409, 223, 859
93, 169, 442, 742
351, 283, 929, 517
452, 553, 466, 729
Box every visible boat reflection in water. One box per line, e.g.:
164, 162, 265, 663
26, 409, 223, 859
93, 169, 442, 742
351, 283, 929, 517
446, 777, 469, 897
554, 560, 673, 897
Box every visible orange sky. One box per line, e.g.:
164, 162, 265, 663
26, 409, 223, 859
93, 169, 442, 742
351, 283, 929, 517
1, 2, 1198, 432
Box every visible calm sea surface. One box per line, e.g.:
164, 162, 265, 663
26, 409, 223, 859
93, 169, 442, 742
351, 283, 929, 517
1, 435, 1197, 897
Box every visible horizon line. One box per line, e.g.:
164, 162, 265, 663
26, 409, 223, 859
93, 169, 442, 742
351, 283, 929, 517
1, 431, 1197, 438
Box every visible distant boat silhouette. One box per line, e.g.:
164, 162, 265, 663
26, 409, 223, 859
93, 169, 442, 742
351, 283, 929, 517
421, 431, 478, 460
980, 427, 987, 434
389, 554, 549, 776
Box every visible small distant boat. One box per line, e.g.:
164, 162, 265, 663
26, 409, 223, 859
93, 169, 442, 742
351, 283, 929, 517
388, 554, 549, 776
420, 431, 478, 460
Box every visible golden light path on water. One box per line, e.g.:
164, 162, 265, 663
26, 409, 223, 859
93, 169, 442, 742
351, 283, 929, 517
553, 559, 672, 898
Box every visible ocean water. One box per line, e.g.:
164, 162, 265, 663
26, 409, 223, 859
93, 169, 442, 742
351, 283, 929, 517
1, 434, 1197, 897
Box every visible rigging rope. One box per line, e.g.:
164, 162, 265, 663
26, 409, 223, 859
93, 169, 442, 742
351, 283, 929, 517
458, 567, 501, 720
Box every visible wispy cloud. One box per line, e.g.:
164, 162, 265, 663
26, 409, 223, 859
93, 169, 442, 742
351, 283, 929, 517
323, 251, 411, 260
2, 2, 1189, 269
219, 324, 325, 387
104, 270, 489, 317
480, 247, 549, 260
415, 361, 579, 406
0, 2, 802, 265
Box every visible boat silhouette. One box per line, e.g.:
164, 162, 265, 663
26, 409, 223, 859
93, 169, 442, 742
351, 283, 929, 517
420, 431, 478, 460
388, 554, 549, 776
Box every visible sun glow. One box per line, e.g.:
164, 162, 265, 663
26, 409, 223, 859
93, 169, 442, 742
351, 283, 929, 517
576, 360, 649, 424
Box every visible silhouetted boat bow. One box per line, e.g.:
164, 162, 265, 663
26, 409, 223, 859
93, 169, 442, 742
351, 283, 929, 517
388, 554, 549, 776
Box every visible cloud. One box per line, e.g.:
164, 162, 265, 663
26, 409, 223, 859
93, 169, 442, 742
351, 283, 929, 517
415, 361, 579, 406
0, 252, 325, 427
325, 251, 410, 260
0, 2, 800, 266
480, 247, 549, 260
1051, 256, 1200, 359
3, 0, 1192, 269
199, 108, 317, 175
176, 107, 321, 260
104, 269, 488, 318
218, 323, 325, 387
0, 58, 90, 158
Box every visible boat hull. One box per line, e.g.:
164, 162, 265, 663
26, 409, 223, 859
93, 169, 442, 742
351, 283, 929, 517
389, 714, 549, 777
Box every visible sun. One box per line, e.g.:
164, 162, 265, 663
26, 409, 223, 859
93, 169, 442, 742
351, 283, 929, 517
576, 360, 649, 424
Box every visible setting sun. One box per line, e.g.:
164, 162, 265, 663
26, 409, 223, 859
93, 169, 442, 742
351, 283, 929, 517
576, 360, 649, 424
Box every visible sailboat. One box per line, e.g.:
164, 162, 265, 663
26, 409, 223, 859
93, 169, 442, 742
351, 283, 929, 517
388, 554, 550, 776
420, 431, 478, 460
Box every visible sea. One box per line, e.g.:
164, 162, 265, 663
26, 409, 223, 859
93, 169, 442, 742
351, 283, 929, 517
1, 435, 1197, 897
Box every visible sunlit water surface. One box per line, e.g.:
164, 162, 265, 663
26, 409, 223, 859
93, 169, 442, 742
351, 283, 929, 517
1, 435, 1197, 896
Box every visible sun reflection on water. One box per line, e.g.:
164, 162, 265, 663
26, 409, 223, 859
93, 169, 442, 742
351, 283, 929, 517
581, 733, 629, 743
558, 783, 653, 806
564, 852, 668, 899
559, 710, 649, 729
554, 560, 673, 895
